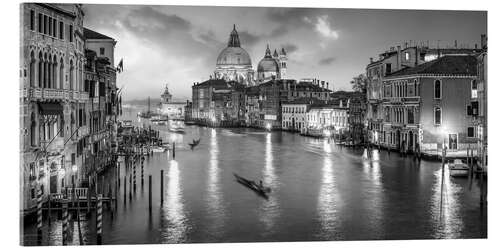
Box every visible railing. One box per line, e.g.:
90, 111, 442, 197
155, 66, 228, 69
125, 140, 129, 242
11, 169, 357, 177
66, 188, 88, 200
25, 87, 90, 102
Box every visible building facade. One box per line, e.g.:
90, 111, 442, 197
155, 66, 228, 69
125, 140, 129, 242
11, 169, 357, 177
20, 3, 87, 213
160, 84, 186, 119
381, 55, 479, 153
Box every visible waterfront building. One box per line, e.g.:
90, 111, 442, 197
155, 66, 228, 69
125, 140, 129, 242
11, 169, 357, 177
365, 44, 483, 146
83, 27, 119, 176
381, 55, 479, 153
159, 84, 186, 119
20, 3, 87, 213
281, 101, 310, 133
191, 79, 245, 126
305, 103, 349, 138
476, 35, 487, 166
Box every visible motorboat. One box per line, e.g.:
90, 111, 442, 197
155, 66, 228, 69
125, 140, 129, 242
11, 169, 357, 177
233, 173, 271, 199
169, 121, 185, 133
448, 159, 470, 177
152, 145, 167, 153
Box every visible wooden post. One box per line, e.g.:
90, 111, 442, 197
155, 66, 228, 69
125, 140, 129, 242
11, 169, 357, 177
160, 170, 164, 205
87, 176, 91, 215
133, 160, 136, 192
149, 175, 152, 212
129, 174, 132, 200
62, 200, 68, 246
173, 142, 176, 159
36, 186, 43, 245
123, 175, 127, 204
96, 194, 103, 245
141, 159, 144, 187
47, 193, 51, 226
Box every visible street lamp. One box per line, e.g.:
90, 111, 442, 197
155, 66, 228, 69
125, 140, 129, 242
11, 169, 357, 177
265, 123, 272, 131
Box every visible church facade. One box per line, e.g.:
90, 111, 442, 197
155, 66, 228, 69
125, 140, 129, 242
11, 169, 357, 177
214, 25, 288, 86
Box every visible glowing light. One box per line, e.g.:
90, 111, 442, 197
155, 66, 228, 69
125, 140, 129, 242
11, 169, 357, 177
72, 164, 78, 173
265, 123, 272, 131
211, 117, 216, 123
323, 130, 331, 137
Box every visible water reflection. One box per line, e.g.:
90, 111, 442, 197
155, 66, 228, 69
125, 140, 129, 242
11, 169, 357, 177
259, 132, 279, 236
317, 139, 340, 239
361, 149, 384, 238
160, 160, 188, 243
431, 165, 463, 238
205, 128, 225, 239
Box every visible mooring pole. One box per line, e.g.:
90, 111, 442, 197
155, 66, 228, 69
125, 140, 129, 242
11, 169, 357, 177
62, 200, 68, 246
36, 186, 43, 245
123, 175, 127, 204
173, 142, 176, 159
96, 194, 103, 245
149, 175, 152, 212
160, 170, 164, 205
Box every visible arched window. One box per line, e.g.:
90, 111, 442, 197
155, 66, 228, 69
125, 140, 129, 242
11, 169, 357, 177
30, 112, 37, 147
434, 79, 441, 99
29, 51, 35, 87
38, 52, 43, 88
43, 53, 48, 88
69, 60, 74, 90
52, 55, 57, 89
59, 58, 64, 89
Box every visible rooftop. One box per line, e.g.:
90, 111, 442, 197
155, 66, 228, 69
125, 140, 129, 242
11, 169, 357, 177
84, 28, 115, 40
387, 55, 477, 77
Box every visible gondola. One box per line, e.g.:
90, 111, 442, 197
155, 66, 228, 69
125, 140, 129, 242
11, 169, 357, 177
233, 173, 271, 199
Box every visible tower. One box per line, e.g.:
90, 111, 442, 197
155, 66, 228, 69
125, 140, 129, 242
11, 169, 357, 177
161, 84, 172, 103
279, 47, 287, 79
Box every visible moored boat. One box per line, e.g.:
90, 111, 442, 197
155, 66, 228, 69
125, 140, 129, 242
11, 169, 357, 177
448, 159, 470, 177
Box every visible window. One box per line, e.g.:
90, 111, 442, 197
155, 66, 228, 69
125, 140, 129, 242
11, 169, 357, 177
99, 47, 105, 55
43, 15, 47, 34
408, 108, 414, 124
38, 13, 42, 32
30, 10, 35, 30
467, 127, 475, 138
434, 107, 441, 125
471, 101, 479, 116
48, 17, 52, 36
69, 24, 73, 42
385, 63, 392, 75
405, 52, 410, 61
59, 21, 64, 39
434, 80, 441, 99
471, 80, 478, 98
53, 19, 57, 37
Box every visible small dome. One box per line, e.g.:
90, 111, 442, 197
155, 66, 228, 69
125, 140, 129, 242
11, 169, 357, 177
257, 57, 279, 73
216, 47, 252, 66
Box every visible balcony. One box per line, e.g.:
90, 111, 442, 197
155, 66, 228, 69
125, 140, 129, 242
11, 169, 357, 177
24, 87, 90, 102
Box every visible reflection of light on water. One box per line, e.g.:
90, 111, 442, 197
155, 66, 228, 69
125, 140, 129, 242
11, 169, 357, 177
431, 165, 463, 238
317, 139, 340, 239
160, 160, 188, 243
259, 133, 279, 236
205, 128, 225, 238
361, 149, 384, 238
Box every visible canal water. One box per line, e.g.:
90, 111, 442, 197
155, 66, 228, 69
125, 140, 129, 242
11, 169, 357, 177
22, 108, 487, 245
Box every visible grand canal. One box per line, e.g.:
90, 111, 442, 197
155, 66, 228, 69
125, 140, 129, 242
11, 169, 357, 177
22, 109, 487, 245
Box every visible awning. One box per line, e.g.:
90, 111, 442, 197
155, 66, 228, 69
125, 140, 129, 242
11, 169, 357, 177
39, 103, 63, 115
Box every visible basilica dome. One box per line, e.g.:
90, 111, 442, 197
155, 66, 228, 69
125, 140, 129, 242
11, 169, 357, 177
216, 47, 252, 66
257, 45, 280, 81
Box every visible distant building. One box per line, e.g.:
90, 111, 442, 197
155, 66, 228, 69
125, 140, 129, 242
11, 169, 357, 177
159, 84, 186, 120
305, 103, 349, 138
381, 55, 479, 153
281, 101, 309, 133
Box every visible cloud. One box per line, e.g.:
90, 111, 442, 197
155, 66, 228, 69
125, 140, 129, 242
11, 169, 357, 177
238, 30, 261, 47
318, 57, 336, 65
313, 15, 339, 39
280, 43, 298, 54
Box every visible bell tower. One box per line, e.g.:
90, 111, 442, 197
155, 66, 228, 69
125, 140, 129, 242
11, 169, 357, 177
279, 47, 287, 79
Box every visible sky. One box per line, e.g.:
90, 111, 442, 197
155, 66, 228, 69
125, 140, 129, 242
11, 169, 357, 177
82, 5, 487, 101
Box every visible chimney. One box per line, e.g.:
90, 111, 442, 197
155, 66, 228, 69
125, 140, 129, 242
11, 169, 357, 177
454, 40, 458, 48
404, 42, 408, 48
396, 45, 401, 70
370, 57, 373, 63
475, 44, 478, 49
326, 82, 329, 90
321, 81, 325, 88
480, 34, 487, 49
